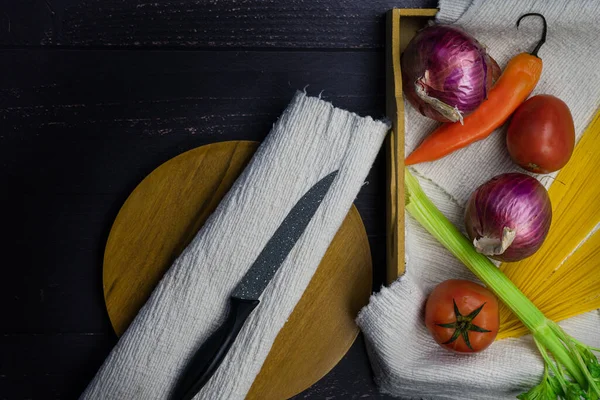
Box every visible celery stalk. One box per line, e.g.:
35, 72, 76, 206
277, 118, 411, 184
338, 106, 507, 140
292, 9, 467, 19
404, 168, 600, 398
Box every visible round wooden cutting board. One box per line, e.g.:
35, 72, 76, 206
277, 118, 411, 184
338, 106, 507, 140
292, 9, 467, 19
103, 140, 373, 399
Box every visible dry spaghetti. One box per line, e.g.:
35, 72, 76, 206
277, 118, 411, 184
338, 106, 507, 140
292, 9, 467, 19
497, 109, 600, 339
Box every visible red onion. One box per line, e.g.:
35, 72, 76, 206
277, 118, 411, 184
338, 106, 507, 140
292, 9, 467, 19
464, 173, 552, 262
401, 24, 501, 123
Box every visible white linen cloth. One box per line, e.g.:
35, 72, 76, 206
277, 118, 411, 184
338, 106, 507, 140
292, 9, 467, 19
81, 91, 390, 399
357, 0, 600, 399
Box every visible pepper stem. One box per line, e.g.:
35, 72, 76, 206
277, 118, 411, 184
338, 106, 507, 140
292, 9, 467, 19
517, 13, 547, 58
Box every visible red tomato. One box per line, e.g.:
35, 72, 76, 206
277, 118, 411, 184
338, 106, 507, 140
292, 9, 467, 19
425, 279, 499, 353
506, 94, 575, 173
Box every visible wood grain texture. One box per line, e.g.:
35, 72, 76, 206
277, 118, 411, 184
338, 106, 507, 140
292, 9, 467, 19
0, 50, 388, 333
0, 333, 114, 399
103, 141, 259, 336
249, 208, 371, 400
0, 49, 386, 197
0, 0, 435, 396
385, 9, 435, 283
0, 48, 392, 399
103, 140, 373, 399
1, 0, 437, 48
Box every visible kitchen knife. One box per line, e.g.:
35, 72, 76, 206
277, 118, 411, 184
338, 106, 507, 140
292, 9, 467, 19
171, 170, 339, 400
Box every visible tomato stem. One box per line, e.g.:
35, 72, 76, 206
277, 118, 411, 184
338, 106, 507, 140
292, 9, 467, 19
404, 168, 600, 396
437, 299, 492, 350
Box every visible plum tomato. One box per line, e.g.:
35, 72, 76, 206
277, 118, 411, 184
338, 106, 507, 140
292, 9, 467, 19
425, 279, 499, 353
506, 94, 575, 174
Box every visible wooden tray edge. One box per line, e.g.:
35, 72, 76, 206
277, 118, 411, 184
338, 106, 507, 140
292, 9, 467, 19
385, 8, 437, 285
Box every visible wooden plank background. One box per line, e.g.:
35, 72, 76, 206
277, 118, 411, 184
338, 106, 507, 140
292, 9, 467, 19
0, 0, 436, 398
2, 0, 433, 48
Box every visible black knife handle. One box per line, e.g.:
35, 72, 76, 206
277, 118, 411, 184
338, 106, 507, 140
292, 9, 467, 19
171, 297, 259, 400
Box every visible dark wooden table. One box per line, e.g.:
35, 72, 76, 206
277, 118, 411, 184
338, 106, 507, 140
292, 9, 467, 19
0, 1, 435, 398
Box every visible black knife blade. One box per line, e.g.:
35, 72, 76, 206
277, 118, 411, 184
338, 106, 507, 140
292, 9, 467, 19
171, 170, 339, 400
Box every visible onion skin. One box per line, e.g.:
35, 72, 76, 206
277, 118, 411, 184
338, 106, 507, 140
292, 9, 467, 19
465, 173, 552, 262
401, 24, 500, 123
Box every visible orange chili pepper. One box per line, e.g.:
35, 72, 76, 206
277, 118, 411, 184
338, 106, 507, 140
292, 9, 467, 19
405, 13, 546, 166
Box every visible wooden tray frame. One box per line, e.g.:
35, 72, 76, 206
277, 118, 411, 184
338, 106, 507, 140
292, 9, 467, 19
385, 8, 438, 284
